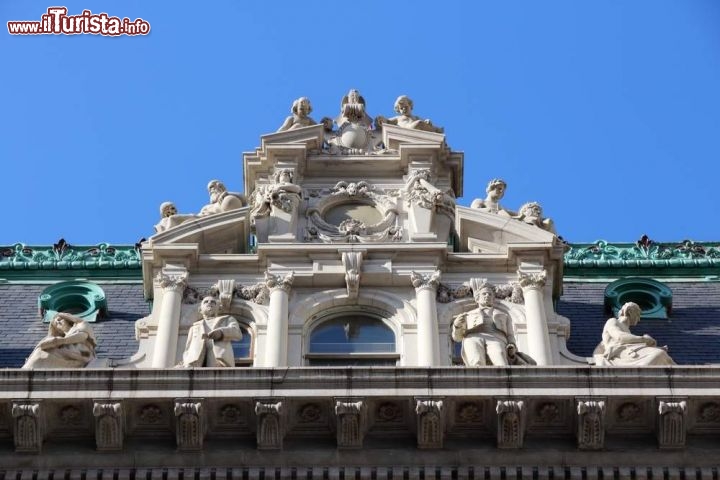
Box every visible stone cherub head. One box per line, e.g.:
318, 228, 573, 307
159, 201, 177, 218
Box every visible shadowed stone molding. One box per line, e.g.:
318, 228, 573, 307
335, 399, 366, 448
255, 400, 284, 450
93, 401, 123, 451
174, 399, 205, 451
576, 399, 606, 450
415, 398, 444, 449
496, 399, 525, 449
12, 400, 43, 453
657, 398, 687, 449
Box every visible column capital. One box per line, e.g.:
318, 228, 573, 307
155, 270, 188, 292
264, 271, 294, 293
517, 270, 547, 290
410, 270, 441, 292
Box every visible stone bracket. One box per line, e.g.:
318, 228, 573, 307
415, 398, 444, 449
93, 400, 124, 451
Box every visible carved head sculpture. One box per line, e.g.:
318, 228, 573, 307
394, 95, 414, 115
618, 302, 642, 326
519, 201, 542, 219
272, 169, 293, 184
292, 97, 312, 117
320, 116, 334, 132
207, 180, 227, 203
486, 179, 507, 201
159, 201, 177, 218
198, 296, 220, 318
473, 281, 496, 307
50, 314, 73, 336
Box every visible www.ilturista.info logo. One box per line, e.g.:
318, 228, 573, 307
7, 7, 151, 36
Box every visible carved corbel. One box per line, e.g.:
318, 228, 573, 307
255, 400, 284, 450
657, 399, 687, 449
174, 399, 205, 451
496, 399, 526, 449
211, 279, 236, 312
341, 251, 364, 300
335, 399, 366, 448
93, 401, 123, 451
415, 399, 444, 449
12, 400, 44, 453
576, 399, 606, 450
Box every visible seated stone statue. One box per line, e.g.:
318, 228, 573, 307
23, 312, 97, 369
277, 97, 317, 132
593, 302, 676, 366
198, 180, 246, 216
335, 89, 373, 128
451, 281, 518, 366
515, 201, 556, 234
154, 201, 198, 233
470, 179, 514, 216
376, 95, 443, 133
249, 169, 302, 220
181, 296, 242, 368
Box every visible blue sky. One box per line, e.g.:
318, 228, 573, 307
1, 1, 719, 246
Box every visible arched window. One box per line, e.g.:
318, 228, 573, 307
232, 323, 254, 366
306, 315, 398, 366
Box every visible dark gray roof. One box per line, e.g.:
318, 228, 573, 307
560, 281, 720, 365
0, 283, 146, 368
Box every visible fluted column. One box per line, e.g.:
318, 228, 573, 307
152, 269, 188, 368
518, 270, 553, 365
411, 271, 441, 366
264, 271, 294, 367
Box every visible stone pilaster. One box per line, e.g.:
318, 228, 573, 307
12, 400, 43, 453
496, 399, 525, 449
174, 399, 205, 451
415, 398, 444, 449
411, 270, 441, 366
335, 399, 365, 448
255, 400, 284, 450
657, 399, 687, 449
152, 269, 188, 368
576, 399, 606, 450
93, 401, 123, 451
263, 271, 294, 367
518, 269, 553, 365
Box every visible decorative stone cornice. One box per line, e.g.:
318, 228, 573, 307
264, 271, 294, 294
517, 270, 547, 290
410, 270, 441, 292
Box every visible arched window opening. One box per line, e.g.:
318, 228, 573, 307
306, 315, 398, 366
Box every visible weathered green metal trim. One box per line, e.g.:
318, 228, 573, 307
0, 240, 142, 280
38, 281, 107, 322
564, 238, 720, 277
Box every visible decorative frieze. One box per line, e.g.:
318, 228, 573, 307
576, 399, 606, 450
496, 400, 525, 449
255, 400, 284, 450
12, 401, 43, 453
415, 399, 444, 449
174, 399, 205, 451
657, 399, 687, 449
93, 401, 123, 451
335, 399, 365, 448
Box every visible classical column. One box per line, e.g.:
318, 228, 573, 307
152, 269, 188, 368
517, 270, 553, 365
410, 271, 441, 366
264, 271, 294, 367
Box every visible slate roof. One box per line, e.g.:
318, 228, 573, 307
0, 283, 146, 368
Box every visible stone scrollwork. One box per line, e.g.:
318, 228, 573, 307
415, 399, 444, 449
250, 169, 302, 243
335, 400, 366, 448
332, 181, 372, 197
307, 207, 401, 244
93, 401, 123, 451
174, 400, 205, 451
403, 169, 455, 219
496, 400, 525, 449
341, 251, 364, 299
657, 399, 687, 449
12, 401, 43, 453
255, 401, 284, 450
576, 400, 606, 450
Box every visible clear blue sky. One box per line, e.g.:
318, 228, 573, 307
2, 1, 719, 246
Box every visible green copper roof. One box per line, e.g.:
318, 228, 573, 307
564, 236, 720, 278
0, 239, 142, 281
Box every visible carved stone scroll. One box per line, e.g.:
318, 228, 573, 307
335, 399, 365, 448
341, 251, 364, 300
255, 400, 284, 450
12, 401, 43, 453
657, 399, 687, 449
174, 399, 205, 452
576, 399, 606, 450
93, 401, 123, 451
496, 400, 525, 449
415, 399, 444, 449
